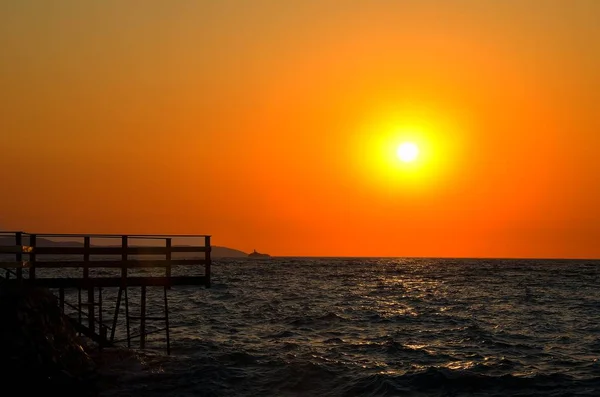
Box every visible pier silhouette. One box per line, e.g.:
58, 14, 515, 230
0, 231, 212, 353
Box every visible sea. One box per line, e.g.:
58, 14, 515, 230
81, 257, 599, 397
3, 256, 599, 396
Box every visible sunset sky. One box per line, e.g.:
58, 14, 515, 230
1, 1, 599, 258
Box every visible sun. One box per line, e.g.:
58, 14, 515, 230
396, 142, 419, 163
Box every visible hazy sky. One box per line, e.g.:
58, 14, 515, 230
1, 1, 599, 258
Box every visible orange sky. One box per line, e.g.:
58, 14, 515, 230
1, 1, 599, 258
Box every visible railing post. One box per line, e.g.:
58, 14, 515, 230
205, 236, 211, 288
121, 235, 128, 273
165, 238, 172, 280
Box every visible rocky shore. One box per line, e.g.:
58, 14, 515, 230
0, 285, 99, 395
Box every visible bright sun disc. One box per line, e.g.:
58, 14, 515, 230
397, 142, 419, 162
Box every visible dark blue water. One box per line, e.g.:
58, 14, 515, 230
90, 258, 600, 396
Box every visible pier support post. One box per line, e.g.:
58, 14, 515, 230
111, 288, 122, 342
125, 287, 131, 348
122, 235, 131, 348
15, 232, 22, 280
98, 287, 103, 332
78, 288, 82, 336
84, 237, 94, 333
140, 286, 147, 349
164, 286, 170, 355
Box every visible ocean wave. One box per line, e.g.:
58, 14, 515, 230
344, 368, 600, 397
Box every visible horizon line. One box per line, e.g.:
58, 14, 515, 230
264, 255, 600, 261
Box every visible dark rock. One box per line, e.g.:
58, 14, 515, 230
0, 285, 97, 395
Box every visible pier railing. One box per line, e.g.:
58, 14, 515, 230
0, 231, 212, 353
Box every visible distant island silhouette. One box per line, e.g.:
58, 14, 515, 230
248, 249, 270, 258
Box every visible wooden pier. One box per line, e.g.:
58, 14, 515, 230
0, 231, 211, 354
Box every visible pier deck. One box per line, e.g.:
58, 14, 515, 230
0, 231, 212, 353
